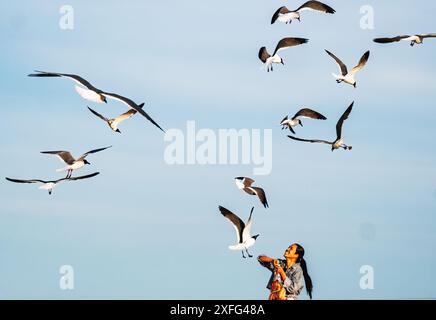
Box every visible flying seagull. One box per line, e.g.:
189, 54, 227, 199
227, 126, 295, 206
41, 146, 111, 178
288, 102, 354, 151
5, 172, 100, 195
235, 177, 269, 208
271, 1, 335, 25
259, 37, 309, 72
87, 106, 141, 134
101, 92, 164, 132
28, 71, 107, 104
374, 34, 436, 46
325, 50, 370, 88
218, 206, 259, 259
280, 108, 327, 134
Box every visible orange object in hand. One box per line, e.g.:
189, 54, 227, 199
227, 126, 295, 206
268, 260, 287, 300
269, 279, 287, 300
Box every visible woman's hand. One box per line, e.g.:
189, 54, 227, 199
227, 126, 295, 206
273, 259, 281, 270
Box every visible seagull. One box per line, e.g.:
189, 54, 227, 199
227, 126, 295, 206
325, 50, 370, 88
5, 172, 100, 195
374, 34, 436, 46
41, 146, 111, 178
87, 106, 141, 134
218, 206, 259, 259
235, 177, 269, 208
288, 102, 354, 151
271, 1, 335, 25
27, 71, 107, 104
280, 108, 327, 134
259, 37, 309, 72
101, 92, 164, 132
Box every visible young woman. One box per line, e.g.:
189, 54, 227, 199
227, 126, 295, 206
258, 243, 313, 300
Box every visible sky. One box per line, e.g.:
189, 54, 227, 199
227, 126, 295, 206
0, 0, 435, 300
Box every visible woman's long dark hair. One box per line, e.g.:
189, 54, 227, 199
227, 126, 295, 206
294, 243, 313, 299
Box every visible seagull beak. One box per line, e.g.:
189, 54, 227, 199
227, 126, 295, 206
353, 83, 357, 88
116, 129, 121, 134
281, 60, 285, 65
299, 122, 303, 127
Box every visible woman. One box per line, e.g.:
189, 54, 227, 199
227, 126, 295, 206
258, 243, 313, 300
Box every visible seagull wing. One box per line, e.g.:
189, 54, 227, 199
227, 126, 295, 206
242, 207, 255, 242
373, 35, 410, 43
420, 33, 436, 38
87, 106, 109, 122
252, 187, 269, 208
258, 47, 270, 63
5, 177, 46, 184
288, 135, 332, 145
351, 51, 370, 75
57, 172, 100, 183
79, 146, 112, 160
112, 109, 138, 127
336, 102, 354, 140
101, 92, 165, 132
293, 108, 327, 120
296, 0, 336, 14
273, 37, 309, 56
27, 71, 100, 91
325, 50, 348, 76
271, 6, 290, 24
40, 151, 76, 165
219, 206, 245, 244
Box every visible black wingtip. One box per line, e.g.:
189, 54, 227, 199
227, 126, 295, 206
218, 206, 226, 215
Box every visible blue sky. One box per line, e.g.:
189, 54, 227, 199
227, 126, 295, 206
0, 1, 435, 299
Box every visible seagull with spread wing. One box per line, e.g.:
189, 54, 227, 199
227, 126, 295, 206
5, 172, 100, 195
280, 108, 327, 134
218, 206, 259, 259
41, 146, 111, 178
259, 37, 309, 72
235, 177, 269, 208
87, 106, 141, 134
325, 50, 370, 88
374, 34, 436, 46
271, 1, 335, 25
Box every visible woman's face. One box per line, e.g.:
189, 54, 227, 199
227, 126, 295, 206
284, 244, 299, 259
